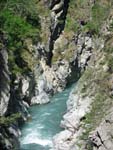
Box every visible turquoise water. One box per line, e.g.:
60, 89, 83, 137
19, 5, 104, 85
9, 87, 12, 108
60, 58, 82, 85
20, 85, 74, 150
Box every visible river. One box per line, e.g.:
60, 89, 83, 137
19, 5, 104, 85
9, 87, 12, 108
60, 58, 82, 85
20, 85, 74, 150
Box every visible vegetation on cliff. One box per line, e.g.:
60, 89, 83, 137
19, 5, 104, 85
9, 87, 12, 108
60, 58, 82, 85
0, 113, 21, 126
65, 0, 111, 34
52, 0, 112, 64
0, 0, 41, 75
51, 1, 113, 149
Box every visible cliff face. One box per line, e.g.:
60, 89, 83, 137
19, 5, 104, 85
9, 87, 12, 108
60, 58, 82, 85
0, 0, 72, 148
0, 32, 10, 116
51, 1, 113, 149
0, 0, 113, 149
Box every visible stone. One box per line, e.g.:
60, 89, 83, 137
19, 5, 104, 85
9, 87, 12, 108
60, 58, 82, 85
52, 130, 72, 150
52, 1, 64, 13
31, 91, 50, 105
52, 86, 92, 150
0, 48, 10, 116
21, 78, 30, 96
89, 108, 113, 150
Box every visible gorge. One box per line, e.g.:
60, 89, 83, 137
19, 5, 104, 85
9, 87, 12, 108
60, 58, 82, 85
0, 0, 113, 150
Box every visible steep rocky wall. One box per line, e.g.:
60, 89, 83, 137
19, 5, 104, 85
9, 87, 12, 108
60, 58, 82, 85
0, 32, 10, 116
0, 124, 21, 150
0, 33, 21, 149
30, 0, 71, 104
52, 34, 104, 150
89, 108, 113, 150
52, 2, 113, 149
47, 0, 69, 65
0, 31, 34, 149
33, 0, 95, 105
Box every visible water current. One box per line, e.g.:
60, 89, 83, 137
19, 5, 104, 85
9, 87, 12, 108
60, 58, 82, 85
20, 85, 74, 150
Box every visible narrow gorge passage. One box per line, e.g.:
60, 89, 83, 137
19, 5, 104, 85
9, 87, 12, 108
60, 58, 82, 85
20, 85, 74, 150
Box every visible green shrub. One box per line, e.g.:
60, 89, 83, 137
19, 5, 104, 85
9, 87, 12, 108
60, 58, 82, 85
65, 18, 79, 32
0, 0, 41, 75
92, 3, 109, 22
83, 21, 99, 34
1, 0, 39, 17
0, 113, 21, 126
0, 10, 39, 47
84, 2, 109, 34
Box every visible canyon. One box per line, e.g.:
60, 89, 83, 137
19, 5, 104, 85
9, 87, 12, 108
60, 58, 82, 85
0, 0, 113, 150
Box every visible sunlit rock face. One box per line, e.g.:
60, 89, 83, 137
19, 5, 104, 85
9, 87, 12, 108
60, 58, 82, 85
0, 32, 10, 116
89, 108, 113, 150
52, 86, 92, 150
51, 1, 113, 149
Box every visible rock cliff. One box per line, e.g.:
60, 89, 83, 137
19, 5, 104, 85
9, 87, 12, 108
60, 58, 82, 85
52, 1, 113, 149
0, 0, 113, 149
0, 31, 10, 116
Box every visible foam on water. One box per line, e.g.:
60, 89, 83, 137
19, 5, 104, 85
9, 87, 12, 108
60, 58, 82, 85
20, 84, 75, 150
42, 112, 51, 117
22, 135, 52, 146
